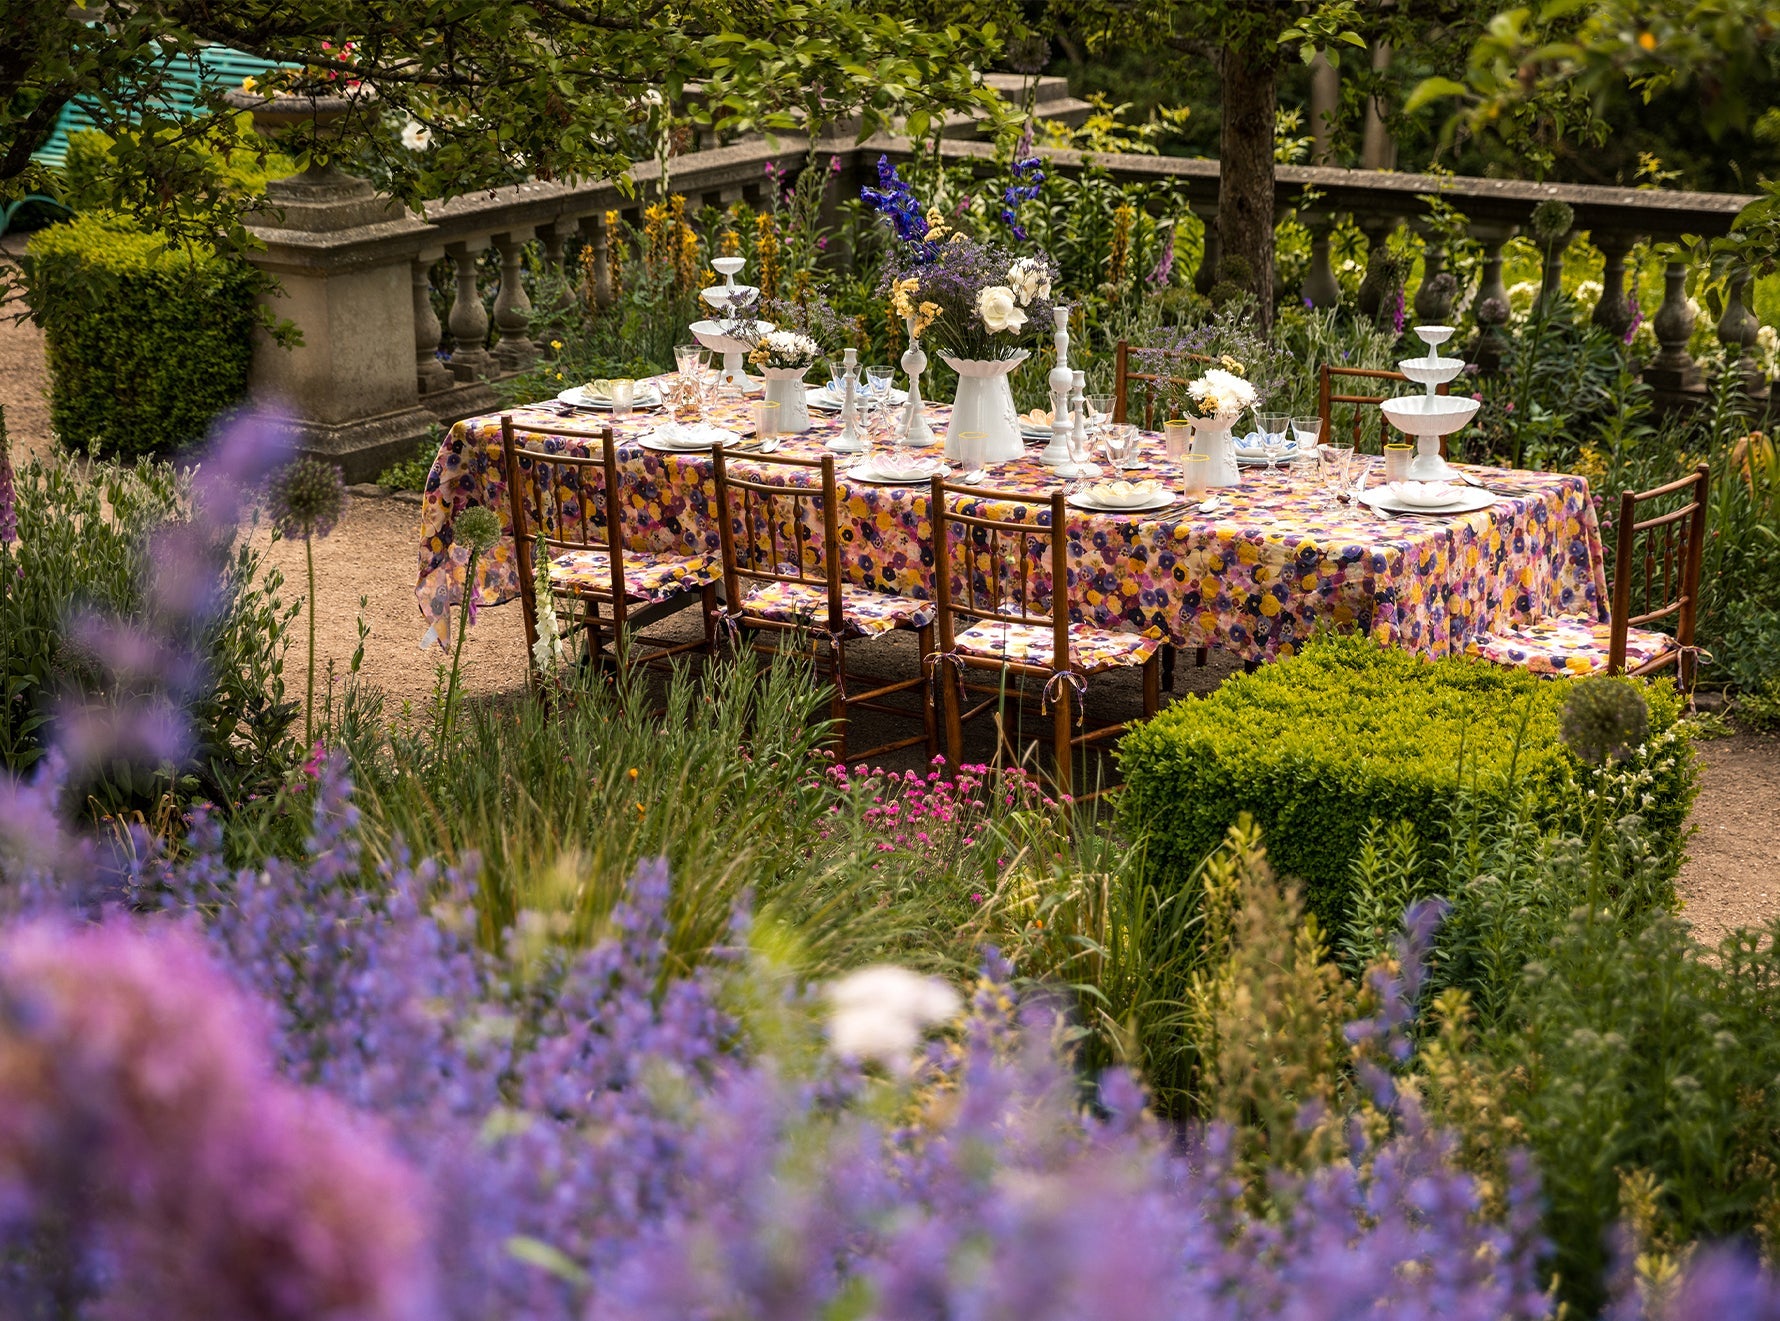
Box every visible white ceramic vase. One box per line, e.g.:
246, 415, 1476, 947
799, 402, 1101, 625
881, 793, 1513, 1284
941, 352, 1027, 465
759, 366, 813, 433
1192, 416, 1242, 487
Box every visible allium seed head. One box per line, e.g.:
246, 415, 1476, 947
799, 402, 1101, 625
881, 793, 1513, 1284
266, 457, 346, 539
1559, 675, 1650, 766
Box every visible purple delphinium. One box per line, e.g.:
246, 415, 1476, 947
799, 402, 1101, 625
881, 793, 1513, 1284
999, 125, 1046, 242
1146, 225, 1176, 288
860, 155, 940, 261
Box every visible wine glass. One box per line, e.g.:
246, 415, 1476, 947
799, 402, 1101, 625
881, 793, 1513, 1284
1101, 423, 1138, 477
1258, 413, 1289, 469
1320, 444, 1354, 507
1291, 415, 1322, 456
1063, 410, 1100, 480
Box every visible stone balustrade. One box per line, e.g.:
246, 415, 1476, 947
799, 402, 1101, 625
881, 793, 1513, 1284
243, 115, 1766, 480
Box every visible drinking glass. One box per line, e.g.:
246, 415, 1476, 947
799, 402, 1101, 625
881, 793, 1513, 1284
751, 399, 781, 441
1289, 446, 1319, 491
1163, 419, 1193, 461
957, 430, 989, 470
1290, 415, 1321, 454
1320, 444, 1354, 506
1064, 413, 1099, 478
674, 342, 703, 380
1180, 452, 1212, 498
1258, 413, 1289, 469
1383, 443, 1414, 482
609, 377, 636, 420
1101, 423, 1138, 477
867, 362, 895, 401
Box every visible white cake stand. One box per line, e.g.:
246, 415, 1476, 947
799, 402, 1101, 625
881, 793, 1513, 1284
693, 256, 767, 394
1378, 325, 1480, 482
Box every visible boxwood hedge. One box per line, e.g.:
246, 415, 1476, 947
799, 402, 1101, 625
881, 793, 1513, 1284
24, 211, 260, 458
1115, 634, 1693, 931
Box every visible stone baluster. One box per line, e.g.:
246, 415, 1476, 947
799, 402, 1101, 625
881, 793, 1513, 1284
413, 255, 453, 395
1471, 224, 1515, 313
492, 230, 537, 370
1590, 232, 1636, 341
1412, 228, 1455, 323
1191, 201, 1220, 297
1301, 213, 1340, 309
1536, 217, 1572, 312
1715, 263, 1768, 399
1644, 259, 1703, 392
581, 212, 614, 309
445, 239, 494, 380
539, 222, 577, 347
1354, 215, 1396, 322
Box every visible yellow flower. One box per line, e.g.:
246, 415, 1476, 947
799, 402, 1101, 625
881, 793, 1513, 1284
241, 75, 258, 92
1219, 355, 1246, 377
549, 339, 563, 350
924, 207, 952, 242
1637, 29, 1657, 49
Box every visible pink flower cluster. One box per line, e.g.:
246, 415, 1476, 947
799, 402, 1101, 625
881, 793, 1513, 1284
820, 757, 1056, 875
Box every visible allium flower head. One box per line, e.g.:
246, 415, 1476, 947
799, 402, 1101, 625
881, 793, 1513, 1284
456, 505, 502, 556
1530, 198, 1575, 246
1558, 675, 1650, 766
827, 965, 961, 1075
266, 457, 346, 539
1476, 296, 1511, 326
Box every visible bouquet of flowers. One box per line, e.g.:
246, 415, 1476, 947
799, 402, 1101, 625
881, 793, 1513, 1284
1182, 364, 1257, 420
862, 155, 1057, 362
749, 329, 821, 371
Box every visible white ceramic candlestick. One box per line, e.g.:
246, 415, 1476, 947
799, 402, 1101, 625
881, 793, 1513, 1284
1068, 368, 1100, 479
828, 347, 864, 453
899, 316, 935, 447
1042, 306, 1080, 471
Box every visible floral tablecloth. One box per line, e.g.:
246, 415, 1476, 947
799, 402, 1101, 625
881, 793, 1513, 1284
414, 384, 1608, 661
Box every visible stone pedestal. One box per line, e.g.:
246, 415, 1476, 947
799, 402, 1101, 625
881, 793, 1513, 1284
244, 169, 439, 482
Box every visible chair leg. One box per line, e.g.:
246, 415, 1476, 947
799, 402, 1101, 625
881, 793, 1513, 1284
1160, 643, 1175, 693
585, 599, 603, 668
940, 662, 964, 773
918, 624, 938, 762
829, 638, 849, 763
1194, 646, 1208, 668
701, 583, 719, 655
1143, 653, 1161, 718
1051, 675, 1073, 800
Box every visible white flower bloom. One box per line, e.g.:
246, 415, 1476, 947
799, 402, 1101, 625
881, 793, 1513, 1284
400, 119, 433, 152
977, 285, 1027, 334
1186, 367, 1257, 419
1006, 257, 1051, 307
752, 329, 821, 369
827, 965, 961, 1075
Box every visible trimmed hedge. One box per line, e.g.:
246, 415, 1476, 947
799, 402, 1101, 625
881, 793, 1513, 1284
1116, 634, 1693, 931
25, 212, 260, 457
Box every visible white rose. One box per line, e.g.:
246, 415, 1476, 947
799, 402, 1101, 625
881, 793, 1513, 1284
978, 285, 1027, 333
400, 120, 432, 151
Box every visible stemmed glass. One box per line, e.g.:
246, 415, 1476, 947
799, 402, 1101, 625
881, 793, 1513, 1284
1063, 409, 1101, 480
1320, 443, 1354, 508
1101, 423, 1138, 477
1258, 413, 1290, 469
1291, 416, 1321, 459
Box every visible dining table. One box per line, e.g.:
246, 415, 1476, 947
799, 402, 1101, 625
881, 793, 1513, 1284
413, 381, 1609, 661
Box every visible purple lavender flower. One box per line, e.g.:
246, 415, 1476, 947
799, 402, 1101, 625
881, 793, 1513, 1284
0, 403, 15, 547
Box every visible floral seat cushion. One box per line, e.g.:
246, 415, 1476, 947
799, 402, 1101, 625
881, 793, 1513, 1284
737, 579, 937, 638
1464, 614, 1677, 677
548, 548, 720, 602
950, 618, 1162, 672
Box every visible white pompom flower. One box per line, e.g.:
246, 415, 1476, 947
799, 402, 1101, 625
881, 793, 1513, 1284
826, 965, 962, 1075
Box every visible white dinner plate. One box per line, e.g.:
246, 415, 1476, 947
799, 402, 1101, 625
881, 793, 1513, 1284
557, 384, 662, 410
847, 459, 951, 484
1358, 486, 1498, 517
1020, 423, 1060, 441
808, 385, 908, 411
638, 425, 741, 454
1066, 489, 1178, 514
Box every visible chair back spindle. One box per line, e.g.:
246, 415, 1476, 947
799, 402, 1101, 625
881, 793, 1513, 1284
1608, 462, 1710, 685
712, 450, 843, 635
929, 477, 1069, 672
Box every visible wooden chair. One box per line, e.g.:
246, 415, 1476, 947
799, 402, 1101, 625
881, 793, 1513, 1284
1112, 338, 1214, 429
927, 477, 1162, 798
1465, 464, 1709, 688
1318, 364, 1452, 456
500, 416, 720, 679
712, 448, 937, 763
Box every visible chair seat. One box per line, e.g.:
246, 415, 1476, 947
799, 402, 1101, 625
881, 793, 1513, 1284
737, 579, 937, 638
951, 619, 1162, 672
1464, 614, 1677, 677
548, 547, 721, 602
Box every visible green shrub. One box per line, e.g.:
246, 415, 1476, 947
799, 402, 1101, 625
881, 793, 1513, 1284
60, 124, 296, 214
0, 451, 299, 808
23, 212, 262, 457
1115, 634, 1692, 931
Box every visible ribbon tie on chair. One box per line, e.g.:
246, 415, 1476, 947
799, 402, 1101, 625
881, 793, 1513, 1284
1042, 670, 1088, 723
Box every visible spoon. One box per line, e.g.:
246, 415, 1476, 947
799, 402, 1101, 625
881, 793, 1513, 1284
1197, 496, 1228, 514
757, 437, 780, 454
963, 468, 988, 485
